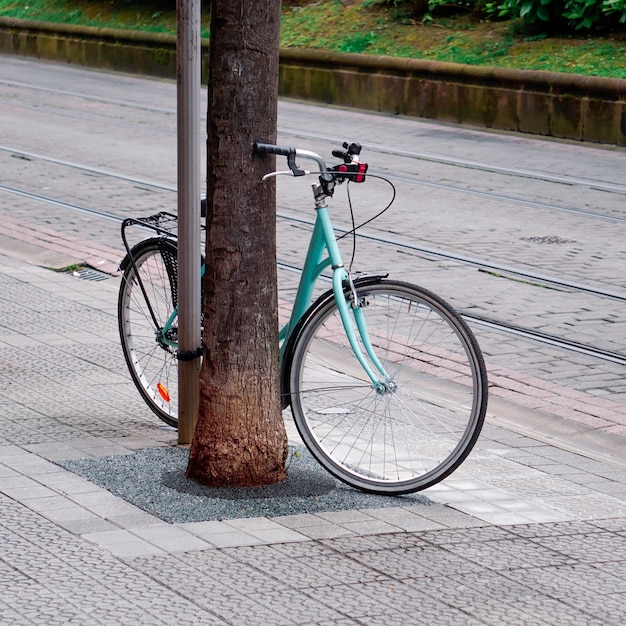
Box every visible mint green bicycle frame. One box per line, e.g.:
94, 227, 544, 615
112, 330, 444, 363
277, 196, 389, 392
154, 154, 390, 391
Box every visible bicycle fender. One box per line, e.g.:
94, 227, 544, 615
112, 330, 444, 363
280, 273, 388, 409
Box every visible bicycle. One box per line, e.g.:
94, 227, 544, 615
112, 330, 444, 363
117, 141, 488, 494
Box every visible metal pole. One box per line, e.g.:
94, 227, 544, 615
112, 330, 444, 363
177, 0, 201, 444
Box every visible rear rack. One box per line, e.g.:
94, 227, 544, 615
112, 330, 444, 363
123, 211, 179, 235
120, 208, 206, 258
120, 212, 179, 258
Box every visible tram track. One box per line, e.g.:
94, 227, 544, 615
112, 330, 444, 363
1, 158, 625, 303
1, 140, 625, 367
2, 82, 626, 200
378, 173, 626, 223
3, 82, 626, 195
277, 210, 626, 302
0, 180, 626, 366
280, 128, 626, 197
465, 314, 626, 366
2, 142, 626, 230
0, 79, 177, 114
276, 260, 626, 366
0, 183, 125, 223
1, 194, 624, 367
4, 177, 625, 362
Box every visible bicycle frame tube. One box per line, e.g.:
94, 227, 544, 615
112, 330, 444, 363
279, 217, 330, 353
281, 203, 389, 390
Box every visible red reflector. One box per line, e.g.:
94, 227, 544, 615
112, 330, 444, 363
157, 383, 171, 402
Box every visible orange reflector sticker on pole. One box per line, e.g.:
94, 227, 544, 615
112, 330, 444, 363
157, 383, 171, 402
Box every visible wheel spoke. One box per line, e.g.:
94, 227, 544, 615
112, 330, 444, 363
289, 281, 487, 494
118, 241, 180, 427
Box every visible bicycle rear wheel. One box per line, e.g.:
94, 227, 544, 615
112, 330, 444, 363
118, 238, 179, 427
288, 279, 487, 494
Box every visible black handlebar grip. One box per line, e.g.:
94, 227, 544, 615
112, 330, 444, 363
254, 142, 305, 176
254, 142, 295, 157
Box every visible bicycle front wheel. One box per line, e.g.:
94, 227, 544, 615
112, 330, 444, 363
118, 238, 179, 427
288, 279, 487, 494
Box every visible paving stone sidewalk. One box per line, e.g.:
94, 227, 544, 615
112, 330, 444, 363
1, 252, 626, 625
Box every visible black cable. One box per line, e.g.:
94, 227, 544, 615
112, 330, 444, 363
346, 181, 358, 273
305, 168, 397, 272
337, 173, 396, 241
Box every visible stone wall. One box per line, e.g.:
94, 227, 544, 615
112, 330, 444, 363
1, 17, 624, 145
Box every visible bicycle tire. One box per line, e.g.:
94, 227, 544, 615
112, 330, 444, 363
287, 279, 488, 494
118, 237, 180, 427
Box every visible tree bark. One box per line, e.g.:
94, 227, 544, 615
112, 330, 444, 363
186, 0, 288, 487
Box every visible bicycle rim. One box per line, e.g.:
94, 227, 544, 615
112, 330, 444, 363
289, 280, 487, 494
118, 241, 179, 427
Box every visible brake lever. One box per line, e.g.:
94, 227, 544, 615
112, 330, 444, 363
287, 152, 306, 177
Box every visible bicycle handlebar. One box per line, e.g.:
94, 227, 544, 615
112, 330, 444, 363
254, 141, 367, 186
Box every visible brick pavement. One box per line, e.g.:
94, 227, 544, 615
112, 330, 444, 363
0, 214, 121, 275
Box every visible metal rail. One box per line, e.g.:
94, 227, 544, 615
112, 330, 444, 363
2, 144, 624, 225
2, 180, 626, 303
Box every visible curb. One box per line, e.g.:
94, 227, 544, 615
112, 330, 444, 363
0, 214, 122, 275
1, 17, 625, 146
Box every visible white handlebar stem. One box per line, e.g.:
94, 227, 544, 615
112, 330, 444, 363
294, 149, 334, 182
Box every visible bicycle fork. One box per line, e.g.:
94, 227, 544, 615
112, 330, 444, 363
316, 205, 393, 394
332, 269, 393, 394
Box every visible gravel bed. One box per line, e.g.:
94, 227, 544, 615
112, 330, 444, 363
60, 446, 431, 523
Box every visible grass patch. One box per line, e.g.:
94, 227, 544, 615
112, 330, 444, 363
281, 0, 626, 78
0, 0, 625, 78
0, 0, 211, 37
